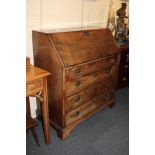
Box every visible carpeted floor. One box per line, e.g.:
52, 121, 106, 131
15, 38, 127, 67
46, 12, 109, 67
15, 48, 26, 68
26, 87, 129, 155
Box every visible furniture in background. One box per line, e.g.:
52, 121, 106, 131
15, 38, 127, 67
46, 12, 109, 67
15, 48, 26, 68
26, 97, 40, 147
26, 57, 51, 144
32, 28, 121, 140
115, 3, 129, 43
117, 44, 129, 89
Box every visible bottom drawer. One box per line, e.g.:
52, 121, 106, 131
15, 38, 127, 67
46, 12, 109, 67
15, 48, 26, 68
65, 92, 114, 126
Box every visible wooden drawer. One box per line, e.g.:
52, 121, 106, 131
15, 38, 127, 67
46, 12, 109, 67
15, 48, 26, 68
26, 79, 42, 96
65, 78, 117, 112
65, 92, 114, 126
65, 88, 92, 113
93, 79, 117, 97
66, 55, 119, 80
94, 91, 114, 106
64, 65, 118, 97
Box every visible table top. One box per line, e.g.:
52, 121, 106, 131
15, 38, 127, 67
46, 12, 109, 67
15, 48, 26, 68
26, 64, 50, 83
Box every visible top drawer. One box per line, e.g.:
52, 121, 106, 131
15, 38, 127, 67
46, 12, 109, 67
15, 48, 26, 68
65, 54, 119, 80
26, 79, 42, 96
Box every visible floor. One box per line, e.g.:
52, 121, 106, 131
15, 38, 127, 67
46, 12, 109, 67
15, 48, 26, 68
26, 87, 129, 155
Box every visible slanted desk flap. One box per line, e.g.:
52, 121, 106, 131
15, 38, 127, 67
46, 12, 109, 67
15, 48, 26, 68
49, 29, 119, 67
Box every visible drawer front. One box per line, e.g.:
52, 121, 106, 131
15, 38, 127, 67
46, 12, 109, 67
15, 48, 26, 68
65, 88, 92, 113
65, 78, 117, 112
93, 78, 117, 97
66, 55, 118, 80
92, 91, 115, 108
65, 107, 82, 126
65, 92, 115, 126
64, 65, 118, 97
26, 79, 42, 95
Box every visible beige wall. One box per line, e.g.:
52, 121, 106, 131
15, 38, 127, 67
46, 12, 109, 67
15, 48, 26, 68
26, 0, 128, 117
27, 0, 109, 62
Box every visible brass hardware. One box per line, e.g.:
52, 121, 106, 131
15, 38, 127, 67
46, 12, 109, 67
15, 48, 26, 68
76, 111, 81, 116
122, 77, 127, 81
83, 31, 89, 36
26, 85, 28, 89
106, 82, 112, 88
75, 68, 81, 74
90, 102, 94, 106
126, 54, 129, 62
74, 95, 81, 102
75, 80, 81, 87
102, 94, 109, 101
106, 67, 112, 74
124, 65, 128, 68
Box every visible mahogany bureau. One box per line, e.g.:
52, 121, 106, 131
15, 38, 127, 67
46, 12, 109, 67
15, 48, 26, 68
32, 28, 121, 140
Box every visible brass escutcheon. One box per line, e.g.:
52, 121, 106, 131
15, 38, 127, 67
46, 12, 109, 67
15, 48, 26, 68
75, 68, 81, 74
75, 80, 81, 87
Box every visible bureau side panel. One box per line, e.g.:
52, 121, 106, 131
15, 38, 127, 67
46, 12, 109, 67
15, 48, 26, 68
32, 31, 64, 128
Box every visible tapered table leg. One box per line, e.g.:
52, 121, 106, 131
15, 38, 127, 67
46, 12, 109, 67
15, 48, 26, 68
41, 77, 51, 144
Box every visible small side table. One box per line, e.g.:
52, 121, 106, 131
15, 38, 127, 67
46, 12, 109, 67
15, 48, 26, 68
26, 57, 51, 144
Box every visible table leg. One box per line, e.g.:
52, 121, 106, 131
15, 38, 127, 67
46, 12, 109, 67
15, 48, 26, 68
42, 77, 51, 144
26, 97, 31, 119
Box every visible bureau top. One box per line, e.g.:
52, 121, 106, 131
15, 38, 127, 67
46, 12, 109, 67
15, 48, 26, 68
34, 29, 121, 67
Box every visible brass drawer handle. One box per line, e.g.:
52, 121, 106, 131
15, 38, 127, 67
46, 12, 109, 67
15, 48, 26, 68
75, 111, 81, 116
75, 68, 81, 75
110, 58, 115, 63
106, 82, 112, 88
74, 95, 81, 102
106, 67, 112, 74
122, 77, 127, 81
75, 80, 81, 87
102, 94, 109, 101
26, 85, 28, 89
126, 54, 129, 62
83, 31, 89, 36
124, 65, 128, 68
90, 101, 94, 106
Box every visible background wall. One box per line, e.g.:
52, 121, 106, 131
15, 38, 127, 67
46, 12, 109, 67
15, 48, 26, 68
26, 0, 128, 117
